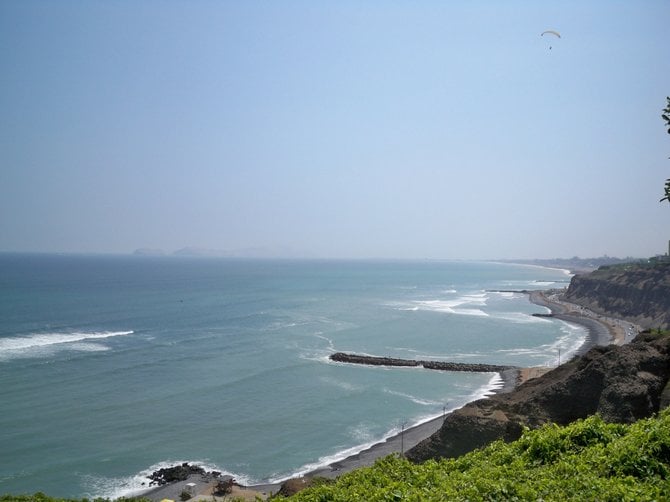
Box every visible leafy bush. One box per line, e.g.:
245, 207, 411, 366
280, 408, 670, 501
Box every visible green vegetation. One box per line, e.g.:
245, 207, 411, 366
280, 408, 670, 501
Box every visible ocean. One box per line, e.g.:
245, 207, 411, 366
0, 255, 583, 498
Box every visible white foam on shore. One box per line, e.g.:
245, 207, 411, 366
551, 320, 588, 363
271, 436, 386, 484
496, 321, 586, 366
268, 412, 445, 484
0, 331, 133, 361
268, 371, 505, 485
472, 372, 505, 398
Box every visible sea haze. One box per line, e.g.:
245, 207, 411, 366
0, 255, 581, 497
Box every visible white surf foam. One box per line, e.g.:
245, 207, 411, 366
491, 312, 552, 324
551, 320, 588, 364
347, 423, 375, 443
82, 459, 248, 500
383, 388, 441, 406
412, 297, 489, 317
0, 331, 133, 360
272, 436, 384, 484
495, 321, 586, 366
493, 291, 518, 299
320, 376, 363, 392
497, 346, 545, 355
469, 372, 504, 399
68, 342, 112, 352
313, 332, 335, 351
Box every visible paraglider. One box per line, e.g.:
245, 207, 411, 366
541, 30, 561, 50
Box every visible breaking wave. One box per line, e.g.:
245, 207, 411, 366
0, 331, 133, 361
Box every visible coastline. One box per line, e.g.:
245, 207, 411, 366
144, 373, 516, 500
292, 370, 517, 481
146, 288, 635, 500
529, 289, 640, 347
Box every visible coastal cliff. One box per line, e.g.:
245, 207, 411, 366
564, 261, 670, 330
406, 331, 670, 462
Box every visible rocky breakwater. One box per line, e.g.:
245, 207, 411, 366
406, 331, 670, 463
330, 353, 519, 393
564, 261, 670, 330
329, 352, 515, 374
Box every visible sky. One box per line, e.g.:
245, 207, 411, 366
1, 1, 669, 260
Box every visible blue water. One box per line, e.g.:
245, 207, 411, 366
0, 255, 582, 497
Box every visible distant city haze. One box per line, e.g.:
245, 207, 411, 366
1, 2, 669, 260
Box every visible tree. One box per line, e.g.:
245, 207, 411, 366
662, 97, 670, 204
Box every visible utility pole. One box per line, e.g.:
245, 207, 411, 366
400, 419, 408, 457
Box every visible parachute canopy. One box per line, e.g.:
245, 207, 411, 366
541, 30, 561, 38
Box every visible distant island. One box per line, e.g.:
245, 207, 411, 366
132, 246, 310, 259
132, 248, 166, 257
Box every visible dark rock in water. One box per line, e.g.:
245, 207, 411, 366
406, 332, 670, 463
330, 352, 421, 367
148, 463, 207, 486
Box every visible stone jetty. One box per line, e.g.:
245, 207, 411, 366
329, 352, 516, 373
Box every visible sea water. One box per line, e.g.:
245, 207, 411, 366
0, 255, 582, 497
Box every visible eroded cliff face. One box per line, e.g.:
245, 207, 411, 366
564, 262, 670, 330
406, 332, 670, 463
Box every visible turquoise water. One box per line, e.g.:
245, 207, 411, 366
0, 255, 581, 497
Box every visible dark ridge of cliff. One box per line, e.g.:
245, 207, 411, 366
406, 331, 670, 463
564, 261, 670, 330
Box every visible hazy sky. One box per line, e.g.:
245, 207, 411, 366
1, 1, 669, 260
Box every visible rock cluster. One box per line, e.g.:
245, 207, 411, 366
148, 463, 213, 486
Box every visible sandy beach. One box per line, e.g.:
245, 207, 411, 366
145, 288, 638, 501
